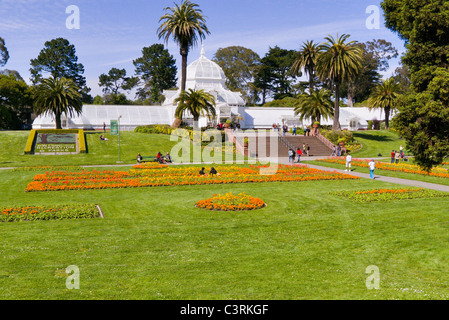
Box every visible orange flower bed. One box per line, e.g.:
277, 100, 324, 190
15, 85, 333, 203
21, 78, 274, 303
319, 157, 449, 178
196, 192, 266, 211
25, 164, 359, 192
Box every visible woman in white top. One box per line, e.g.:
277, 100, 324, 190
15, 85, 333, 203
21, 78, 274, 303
369, 159, 375, 179
345, 153, 352, 171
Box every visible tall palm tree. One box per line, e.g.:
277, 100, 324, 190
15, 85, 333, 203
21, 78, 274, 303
174, 88, 216, 129
294, 88, 334, 124
158, 0, 210, 94
368, 77, 400, 130
33, 77, 82, 129
316, 34, 363, 130
291, 40, 322, 93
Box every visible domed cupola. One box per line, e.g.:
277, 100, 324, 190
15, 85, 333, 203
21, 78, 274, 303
186, 46, 226, 86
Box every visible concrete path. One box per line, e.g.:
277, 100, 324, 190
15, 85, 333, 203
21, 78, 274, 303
274, 156, 449, 193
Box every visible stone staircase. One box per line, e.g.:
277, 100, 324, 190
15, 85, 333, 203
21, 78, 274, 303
245, 134, 332, 158
283, 135, 333, 157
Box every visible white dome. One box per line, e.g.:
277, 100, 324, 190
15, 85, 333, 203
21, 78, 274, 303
186, 47, 226, 83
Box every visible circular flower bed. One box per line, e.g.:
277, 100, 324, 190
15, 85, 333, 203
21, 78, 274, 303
195, 192, 266, 211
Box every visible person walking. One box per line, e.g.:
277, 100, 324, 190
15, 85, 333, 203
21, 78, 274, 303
395, 150, 400, 164
306, 144, 310, 156
331, 145, 336, 156
391, 150, 395, 164
292, 125, 297, 136
369, 159, 375, 179
345, 152, 352, 171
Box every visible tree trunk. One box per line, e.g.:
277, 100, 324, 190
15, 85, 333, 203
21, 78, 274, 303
172, 118, 182, 128
55, 111, 62, 129
180, 47, 188, 92
333, 83, 341, 130
385, 106, 390, 130
347, 82, 355, 107
308, 70, 314, 94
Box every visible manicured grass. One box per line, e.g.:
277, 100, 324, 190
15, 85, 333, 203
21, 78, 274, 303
351, 130, 406, 158
0, 131, 241, 168
1, 166, 449, 299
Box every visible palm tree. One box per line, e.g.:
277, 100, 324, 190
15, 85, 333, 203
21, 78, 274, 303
368, 77, 400, 130
33, 77, 83, 129
291, 40, 322, 93
316, 34, 363, 130
294, 89, 334, 124
158, 0, 210, 94
174, 89, 216, 129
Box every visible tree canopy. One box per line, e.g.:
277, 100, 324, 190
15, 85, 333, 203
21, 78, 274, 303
158, 0, 209, 93
33, 77, 83, 129
382, 0, 449, 170
213, 46, 261, 103
30, 38, 92, 103
316, 34, 363, 130
0, 37, 9, 67
133, 44, 178, 104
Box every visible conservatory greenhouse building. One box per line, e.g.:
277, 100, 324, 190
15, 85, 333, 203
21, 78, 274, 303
32, 47, 389, 131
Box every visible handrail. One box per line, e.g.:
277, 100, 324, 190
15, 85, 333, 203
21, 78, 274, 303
316, 130, 334, 150
277, 133, 295, 151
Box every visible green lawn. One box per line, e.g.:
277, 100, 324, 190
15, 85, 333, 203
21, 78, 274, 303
2, 129, 449, 300
1, 166, 449, 299
0, 130, 242, 168
351, 130, 406, 158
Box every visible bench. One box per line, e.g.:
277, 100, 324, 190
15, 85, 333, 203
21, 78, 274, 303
136, 156, 158, 163
137, 156, 172, 164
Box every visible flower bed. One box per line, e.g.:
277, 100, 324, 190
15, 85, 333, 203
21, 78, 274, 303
318, 157, 449, 178
25, 164, 359, 192
0, 204, 101, 222
196, 192, 266, 211
333, 188, 449, 203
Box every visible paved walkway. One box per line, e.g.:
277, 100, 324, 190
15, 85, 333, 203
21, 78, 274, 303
274, 156, 449, 193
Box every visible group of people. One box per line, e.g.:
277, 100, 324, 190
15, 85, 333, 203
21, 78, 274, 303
136, 152, 172, 164
199, 167, 219, 176
272, 123, 312, 137
391, 146, 406, 163
331, 144, 342, 156
344, 152, 376, 179
288, 147, 308, 163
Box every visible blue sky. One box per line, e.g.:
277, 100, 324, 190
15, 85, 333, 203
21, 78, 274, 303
0, 0, 406, 98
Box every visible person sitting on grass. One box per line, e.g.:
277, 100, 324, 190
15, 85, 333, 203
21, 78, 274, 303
210, 167, 218, 176
199, 167, 206, 176
165, 152, 172, 163
157, 152, 165, 164
100, 135, 108, 141
137, 153, 142, 164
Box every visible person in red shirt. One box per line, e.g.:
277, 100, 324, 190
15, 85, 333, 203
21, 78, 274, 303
296, 148, 303, 163
391, 150, 395, 164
